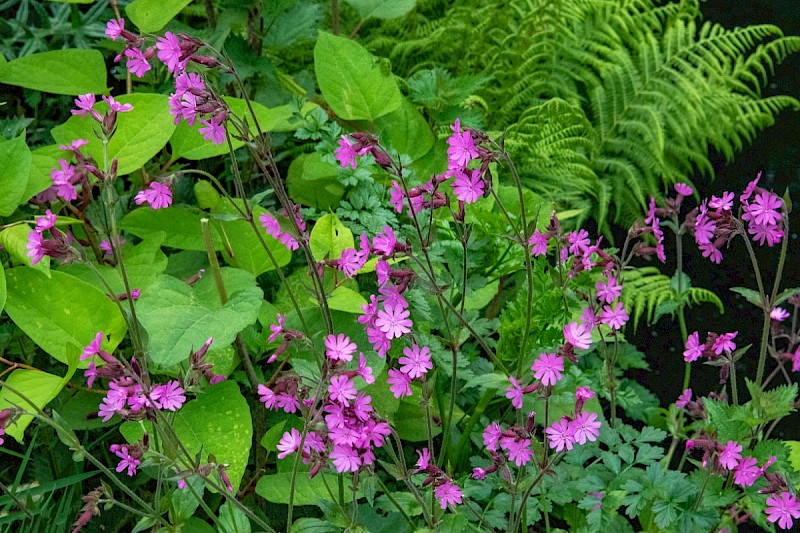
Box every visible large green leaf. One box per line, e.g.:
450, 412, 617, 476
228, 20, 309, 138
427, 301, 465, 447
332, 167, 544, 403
343, 0, 416, 20
309, 213, 354, 261
0, 348, 78, 442
375, 98, 434, 160
51, 93, 175, 176
126, 0, 192, 32
314, 32, 401, 121
211, 203, 292, 276
256, 471, 361, 506
0, 50, 106, 95
24, 152, 58, 202
121, 206, 224, 251
4, 268, 127, 366
286, 152, 344, 210
136, 269, 263, 368
0, 224, 50, 274
0, 263, 5, 315
0, 135, 32, 216
169, 99, 317, 161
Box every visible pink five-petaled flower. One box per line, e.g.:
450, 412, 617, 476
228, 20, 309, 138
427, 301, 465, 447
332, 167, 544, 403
277, 428, 301, 459
452, 169, 484, 204
152, 380, 186, 411
528, 229, 548, 257
712, 331, 737, 355
374, 305, 412, 339
415, 448, 431, 471
709, 192, 734, 211
338, 247, 367, 278
733, 456, 761, 486
599, 301, 629, 330
747, 191, 783, 227
506, 438, 534, 467
505, 376, 524, 409
372, 226, 397, 257
564, 321, 592, 350
596, 275, 622, 304
675, 389, 692, 409
324, 333, 357, 362
134, 182, 173, 210
110, 444, 140, 476
330, 444, 361, 473
328, 375, 357, 406
156, 32, 184, 73
718, 441, 742, 471
268, 313, 285, 343
357, 353, 375, 384
71, 93, 96, 117
675, 183, 693, 196
771, 307, 790, 321
398, 344, 432, 379
766, 491, 800, 530
567, 229, 591, 256
124, 48, 151, 78
102, 95, 133, 113
199, 114, 226, 145
569, 411, 601, 445
105, 18, 124, 41
25, 231, 45, 265
81, 332, 103, 361
387, 368, 412, 398
483, 422, 502, 452
531, 353, 564, 387
546, 417, 575, 452
35, 210, 57, 233
257, 384, 276, 409
683, 332, 703, 362
434, 480, 463, 509
334, 135, 359, 169
446, 119, 478, 171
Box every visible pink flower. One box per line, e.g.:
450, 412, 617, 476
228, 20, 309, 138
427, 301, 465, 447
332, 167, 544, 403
327, 375, 357, 406
71, 94, 96, 116
338, 247, 367, 278
105, 18, 124, 41
198, 115, 226, 145
683, 332, 703, 362
596, 275, 622, 304
569, 411, 601, 445
528, 230, 548, 256
277, 428, 301, 459
324, 334, 357, 362
415, 448, 431, 471
564, 321, 592, 350
152, 380, 186, 411
749, 222, 784, 246
506, 438, 533, 466
434, 480, 463, 509
694, 211, 716, 244
531, 353, 564, 387
399, 344, 432, 379
125, 48, 151, 78
330, 444, 361, 473
81, 332, 103, 360
575, 387, 595, 402
546, 417, 575, 452
175, 72, 205, 93
746, 191, 782, 227
708, 192, 734, 211
372, 226, 397, 257
275, 392, 301, 414
446, 119, 477, 171
766, 491, 800, 530
699, 242, 723, 264
387, 368, 412, 398
599, 301, 629, 330
257, 385, 276, 409
452, 169, 484, 204
771, 307, 790, 321
110, 444, 140, 476
334, 135, 359, 169
712, 331, 737, 355
718, 441, 742, 470
733, 456, 761, 486
134, 182, 173, 209
567, 229, 591, 256
25, 231, 45, 265
102, 95, 133, 113
375, 305, 412, 339
483, 422, 502, 451
675, 183, 693, 196
675, 389, 692, 409
35, 210, 57, 233
156, 32, 184, 73
357, 353, 375, 384
505, 376, 524, 409
268, 314, 285, 343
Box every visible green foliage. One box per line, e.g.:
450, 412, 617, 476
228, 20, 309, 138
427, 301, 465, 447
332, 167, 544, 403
125, 0, 192, 32
365, 0, 800, 230
0, 135, 33, 216
0, 49, 106, 95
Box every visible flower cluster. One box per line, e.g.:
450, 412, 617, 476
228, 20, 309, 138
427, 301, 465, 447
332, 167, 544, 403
26, 210, 76, 266
683, 330, 738, 383
415, 449, 463, 509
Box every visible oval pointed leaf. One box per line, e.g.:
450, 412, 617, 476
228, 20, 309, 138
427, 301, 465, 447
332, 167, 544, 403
4, 268, 127, 366
121, 206, 224, 251
51, 93, 175, 176
309, 213, 354, 261
314, 32, 401, 121
126, 0, 192, 32
0, 49, 106, 95
0, 135, 32, 216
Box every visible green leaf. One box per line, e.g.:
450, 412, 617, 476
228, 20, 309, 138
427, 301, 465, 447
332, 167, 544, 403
0, 224, 50, 274
286, 152, 344, 210
126, 0, 192, 32
121, 206, 224, 251
0, 263, 5, 315
326, 286, 367, 313
173, 381, 252, 492
290, 518, 341, 533
745, 378, 797, 423
169, 99, 316, 161
374, 98, 434, 160
730, 286, 762, 308
343, 0, 416, 20
170, 476, 205, 525
4, 268, 127, 366
309, 213, 354, 260
0, 135, 32, 216
0, 50, 106, 95
194, 180, 221, 210
256, 471, 361, 506
24, 152, 59, 201
211, 203, 292, 276
136, 269, 263, 368
51, 93, 175, 176
216, 501, 251, 533
260, 420, 286, 453
785, 441, 800, 475
314, 32, 402, 121
0, 347, 77, 442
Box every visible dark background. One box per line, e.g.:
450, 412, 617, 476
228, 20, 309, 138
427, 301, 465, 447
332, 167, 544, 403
628, 0, 800, 439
